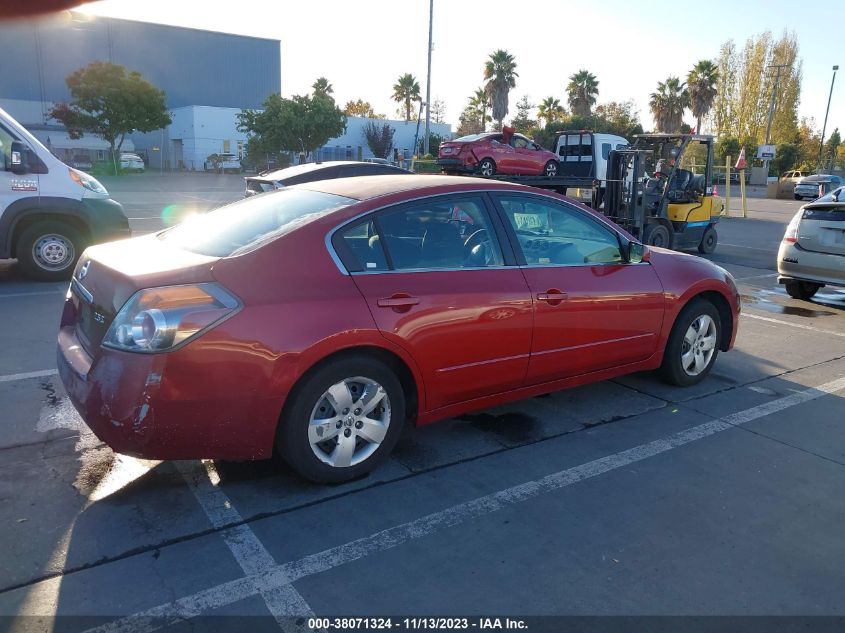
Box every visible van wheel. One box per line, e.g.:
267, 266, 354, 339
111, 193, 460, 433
784, 280, 820, 300
477, 158, 496, 177
17, 221, 85, 281
277, 356, 406, 483
697, 226, 717, 254
793, 194, 802, 201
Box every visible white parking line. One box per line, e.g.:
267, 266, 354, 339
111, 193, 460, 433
0, 369, 58, 383
83, 375, 845, 632
742, 312, 845, 338
0, 289, 65, 298
175, 461, 314, 631
719, 242, 778, 252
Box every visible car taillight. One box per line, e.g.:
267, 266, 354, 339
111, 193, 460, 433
783, 210, 802, 243
103, 283, 240, 353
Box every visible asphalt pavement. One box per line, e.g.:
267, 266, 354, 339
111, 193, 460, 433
1, 173, 844, 631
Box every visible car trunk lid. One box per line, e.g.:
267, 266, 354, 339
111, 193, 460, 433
439, 142, 465, 157
797, 203, 845, 257
67, 235, 219, 355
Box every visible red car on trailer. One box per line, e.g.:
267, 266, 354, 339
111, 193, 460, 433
438, 127, 560, 178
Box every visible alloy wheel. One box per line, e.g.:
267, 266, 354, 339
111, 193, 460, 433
680, 314, 717, 376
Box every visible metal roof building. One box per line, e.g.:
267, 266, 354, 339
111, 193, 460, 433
0, 12, 280, 169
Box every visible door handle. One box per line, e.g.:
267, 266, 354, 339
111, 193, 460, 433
537, 289, 568, 306
377, 294, 420, 311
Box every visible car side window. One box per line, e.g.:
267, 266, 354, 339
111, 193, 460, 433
375, 196, 504, 271
496, 195, 624, 266
336, 219, 388, 272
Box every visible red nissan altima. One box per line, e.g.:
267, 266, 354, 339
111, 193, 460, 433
58, 175, 739, 482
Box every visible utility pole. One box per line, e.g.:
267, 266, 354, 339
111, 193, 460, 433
763, 63, 789, 173
817, 65, 839, 170
423, 0, 433, 156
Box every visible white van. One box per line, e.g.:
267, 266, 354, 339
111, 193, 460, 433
554, 130, 629, 181
0, 107, 129, 280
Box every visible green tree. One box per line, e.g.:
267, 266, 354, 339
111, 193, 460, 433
363, 122, 395, 159
537, 97, 565, 127
771, 143, 799, 175
238, 91, 346, 158
510, 96, 537, 135
822, 128, 841, 170
392, 73, 421, 122
649, 77, 689, 133
687, 60, 719, 134
312, 77, 333, 97
49, 61, 171, 165
484, 49, 518, 129
456, 104, 484, 137
469, 88, 492, 132
593, 100, 644, 137
430, 98, 447, 124
566, 69, 599, 117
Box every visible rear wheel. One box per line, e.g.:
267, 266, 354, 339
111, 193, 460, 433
642, 223, 672, 249
277, 356, 406, 483
794, 194, 802, 200
659, 299, 721, 386
784, 280, 821, 300
477, 158, 496, 177
16, 220, 85, 281
697, 225, 718, 254
543, 160, 559, 177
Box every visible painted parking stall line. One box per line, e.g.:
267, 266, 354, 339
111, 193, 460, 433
0, 369, 58, 383
742, 312, 845, 338
175, 461, 314, 631
85, 375, 845, 633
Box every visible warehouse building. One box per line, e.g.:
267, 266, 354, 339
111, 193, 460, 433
0, 11, 280, 169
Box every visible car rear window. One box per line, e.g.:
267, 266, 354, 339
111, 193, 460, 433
160, 189, 355, 257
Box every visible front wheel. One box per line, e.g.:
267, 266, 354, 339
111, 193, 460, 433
543, 160, 559, 177
477, 158, 496, 177
794, 194, 802, 200
784, 280, 820, 300
642, 223, 672, 249
659, 299, 721, 386
697, 225, 718, 254
277, 356, 406, 483
16, 220, 86, 281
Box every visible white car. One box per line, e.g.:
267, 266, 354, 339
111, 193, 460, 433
120, 153, 145, 172
206, 153, 242, 173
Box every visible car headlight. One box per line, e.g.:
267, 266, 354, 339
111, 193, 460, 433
103, 283, 240, 353
68, 168, 108, 195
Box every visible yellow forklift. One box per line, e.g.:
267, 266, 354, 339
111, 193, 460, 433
603, 133, 724, 253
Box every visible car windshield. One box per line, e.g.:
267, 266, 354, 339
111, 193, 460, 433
160, 188, 355, 257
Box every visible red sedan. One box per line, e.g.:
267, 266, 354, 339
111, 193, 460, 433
439, 127, 560, 177
58, 175, 740, 483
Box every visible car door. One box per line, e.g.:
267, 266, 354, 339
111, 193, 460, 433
513, 136, 541, 174
489, 137, 519, 174
491, 193, 665, 383
333, 193, 533, 411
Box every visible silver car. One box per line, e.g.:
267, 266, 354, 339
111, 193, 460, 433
793, 174, 844, 201
778, 186, 845, 299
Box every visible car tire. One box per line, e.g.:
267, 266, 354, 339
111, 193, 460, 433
643, 223, 672, 249
697, 225, 717, 254
659, 298, 721, 387
784, 280, 820, 300
477, 158, 496, 177
16, 220, 86, 281
794, 194, 802, 201
543, 160, 559, 177
277, 356, 406, 483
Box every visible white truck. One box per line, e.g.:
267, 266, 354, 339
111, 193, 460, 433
0, 107, 130, 280
553, 130, 629, 203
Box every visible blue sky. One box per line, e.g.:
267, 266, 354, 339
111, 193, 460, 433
81, 0, 842, 137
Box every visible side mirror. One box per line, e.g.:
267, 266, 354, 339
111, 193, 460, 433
627, 241, 650, 263
9, 141, 30, 175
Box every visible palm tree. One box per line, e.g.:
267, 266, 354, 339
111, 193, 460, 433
566, 70, 599, 117
483, 49, 518, 129
649, 76, 689, 133
392, 73, 421, 122
538, 96, 565, 127
687, 60, 719, 134
312, 77, 333, 97
469, 87, 492, 132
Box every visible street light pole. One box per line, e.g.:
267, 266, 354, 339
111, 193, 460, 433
423, 0, 433, 156
817, 65, 839, 170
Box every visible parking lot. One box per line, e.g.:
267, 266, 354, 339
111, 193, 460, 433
2, 173, 845, 629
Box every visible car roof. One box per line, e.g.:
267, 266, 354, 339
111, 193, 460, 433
801, 174, 837, 181
291, 174, 528, 201
254, 161, 399, 181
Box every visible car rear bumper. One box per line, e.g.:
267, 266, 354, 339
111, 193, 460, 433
777, 241, 845, 287
57, 325, 282, 460
437, 158, 475, 172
